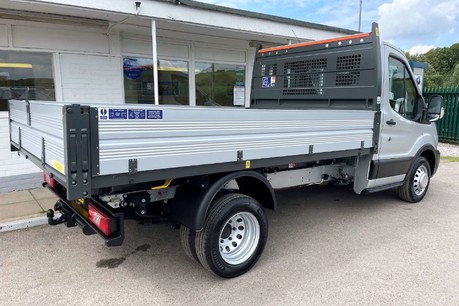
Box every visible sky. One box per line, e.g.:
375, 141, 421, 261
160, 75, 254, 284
195, 0, 459, 54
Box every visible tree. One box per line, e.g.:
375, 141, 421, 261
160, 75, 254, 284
448, 63, 459, 87
406, 42, 459, 88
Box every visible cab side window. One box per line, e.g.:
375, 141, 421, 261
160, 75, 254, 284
388, 57, 419, 120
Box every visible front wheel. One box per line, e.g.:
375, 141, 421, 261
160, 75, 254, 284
398, 157, 431, 203
195, 193, 268, 278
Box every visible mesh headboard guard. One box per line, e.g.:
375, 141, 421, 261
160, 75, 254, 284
251, 25, 381, 111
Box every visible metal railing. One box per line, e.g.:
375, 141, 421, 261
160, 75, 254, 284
424, 87, 459, 143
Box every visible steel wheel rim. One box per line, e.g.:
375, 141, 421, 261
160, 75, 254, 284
413, 164, 429, 196
219, 212, 260, 265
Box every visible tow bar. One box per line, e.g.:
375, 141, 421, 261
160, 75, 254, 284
46, 201, 66, 225
47, 200, 96, 236
46, 198, 125, 247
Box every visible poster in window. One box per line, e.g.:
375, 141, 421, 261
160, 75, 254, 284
233, 85, 245, 106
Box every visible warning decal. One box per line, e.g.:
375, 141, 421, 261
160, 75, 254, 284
147, 110, 163, 120
262, 76, 276, 88
109, 109, 127, 120
128, 109, 146, 119
99, 108, 163, 120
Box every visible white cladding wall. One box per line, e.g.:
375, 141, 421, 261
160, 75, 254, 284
11, 24, 110, 53
60, 54, 124, 103
120, 36, 247, 63
0, 24, 8, 46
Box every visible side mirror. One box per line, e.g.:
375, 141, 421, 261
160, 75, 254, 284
427, 95, 445, 122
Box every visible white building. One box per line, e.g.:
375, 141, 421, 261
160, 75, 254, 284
0, 0, 356, 192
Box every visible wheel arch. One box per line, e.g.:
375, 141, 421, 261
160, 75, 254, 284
416, 145, 440, 177
171, 171, 276, 231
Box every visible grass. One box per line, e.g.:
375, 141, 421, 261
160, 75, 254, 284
441, 156, 459, 162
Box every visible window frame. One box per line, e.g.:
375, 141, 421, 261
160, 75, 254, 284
0, 49, 56, 112
194, 61, 247, 108
387, 55, 422, 121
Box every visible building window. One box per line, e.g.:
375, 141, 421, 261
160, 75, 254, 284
123, 57, 154, 104
195, 63, 245, 107
0, 51, 55, 111
123, 56, 189, 105
158, 59, 189, 105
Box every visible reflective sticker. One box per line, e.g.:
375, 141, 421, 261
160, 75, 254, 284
53, 160, 65, 174
245, 160, 251, 169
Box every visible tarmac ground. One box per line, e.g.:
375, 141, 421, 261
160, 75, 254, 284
0, 161, 458, 305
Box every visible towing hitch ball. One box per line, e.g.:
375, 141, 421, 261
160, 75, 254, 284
47, 201, 66, 226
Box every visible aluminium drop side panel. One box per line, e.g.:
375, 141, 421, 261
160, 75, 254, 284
95, 105, 375, 176
9, 100, 66, 180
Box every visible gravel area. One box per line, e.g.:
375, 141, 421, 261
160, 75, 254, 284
438, 142, 459, 157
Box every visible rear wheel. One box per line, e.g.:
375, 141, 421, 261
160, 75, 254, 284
180, 225, 199, 263
398, 157, 431, 203
195, 193, 268, 278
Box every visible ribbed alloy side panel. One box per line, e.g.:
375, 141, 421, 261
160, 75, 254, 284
29, 103, 64, 138
97, 105, 375, 175
9, 100, 28, 125
9, 100, 66, 175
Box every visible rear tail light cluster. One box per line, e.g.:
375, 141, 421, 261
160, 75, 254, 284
88, 204, 113, 236
43, 172, 56, 189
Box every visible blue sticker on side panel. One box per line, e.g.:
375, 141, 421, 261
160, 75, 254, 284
147, 110, 163, 120
262, 76, 276, 88
128, 109, 146, 119
262, 77, 270, 88
109, 109, 127, 119
99, 108, 108, 120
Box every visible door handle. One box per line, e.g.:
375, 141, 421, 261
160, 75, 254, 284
386, 119, 396, 126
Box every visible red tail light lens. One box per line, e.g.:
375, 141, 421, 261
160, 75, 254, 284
88, 204, 112, 236
43, 172, 56, 189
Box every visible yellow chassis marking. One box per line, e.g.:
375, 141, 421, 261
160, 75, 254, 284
151, 179, 173, 190
245, 160, 251, 169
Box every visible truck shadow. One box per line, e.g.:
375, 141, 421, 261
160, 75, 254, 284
94, 184, 407, 278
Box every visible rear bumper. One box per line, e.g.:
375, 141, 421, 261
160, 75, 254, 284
46, 185, 125, 247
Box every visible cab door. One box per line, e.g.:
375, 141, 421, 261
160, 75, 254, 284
376, 46, 430, 179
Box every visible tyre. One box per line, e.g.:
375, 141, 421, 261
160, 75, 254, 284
180, 225, 199, 263
195, 193, 268, 278
398, 157, 431, 203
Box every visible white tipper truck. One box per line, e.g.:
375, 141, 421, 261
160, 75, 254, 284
8, 23, 444, 277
